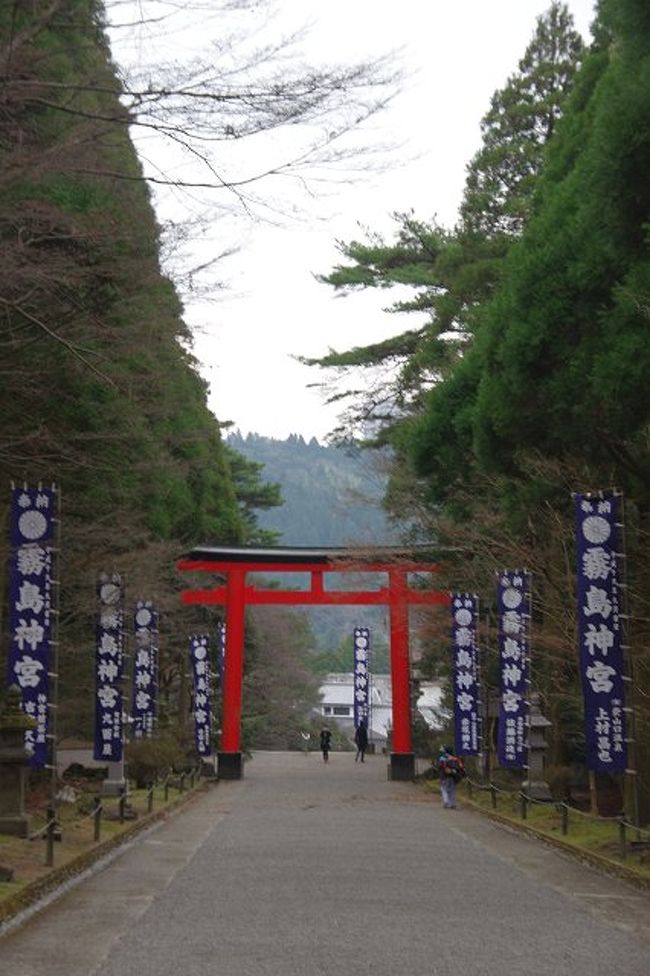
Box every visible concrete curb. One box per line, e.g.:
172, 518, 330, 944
460, 795, 650, 891
0, 783, 212, 928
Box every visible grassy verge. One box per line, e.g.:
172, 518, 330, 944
423, 779, 650, 887
0, 780, 209, 923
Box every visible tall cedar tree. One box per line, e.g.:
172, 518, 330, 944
0, 0, 278, 740
1, 0, 387, 747
409, 0, 650, 818
302, 3, 584, 446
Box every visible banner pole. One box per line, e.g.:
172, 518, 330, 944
525, 570, 532, 796
474, 594, 482, 773
48, 484, 61, 841
482, 597, 496, 783
122, 575, 128, 759
617, 490, 641, 833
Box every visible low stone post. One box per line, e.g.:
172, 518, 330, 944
522, 691, 553, 802
0, 685, 38, 837
200, 756, 218, 782
102, 759, 127, 797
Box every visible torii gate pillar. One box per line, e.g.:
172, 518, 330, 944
219, 568, 245, 780
388, 569, 415, 779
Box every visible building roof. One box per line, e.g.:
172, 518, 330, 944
179, 543, 444, 567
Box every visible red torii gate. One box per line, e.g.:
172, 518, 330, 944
177, 545, 450, 780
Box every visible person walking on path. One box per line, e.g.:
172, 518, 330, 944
320, 727, 332, 762
354, 720, 369, 762
437, 744, 465, 809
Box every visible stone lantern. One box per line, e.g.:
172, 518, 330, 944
522, 691, 553, 801
0, 685, 38, 837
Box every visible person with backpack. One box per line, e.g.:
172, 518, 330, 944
437, 744, 465, 809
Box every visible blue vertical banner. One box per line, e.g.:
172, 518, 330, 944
450, 593, 480, 756
353, 627, 371, 730
216, 620, 226, 689
574, 491, 627, 772
94, 573, 125, 761
132, 601, 158, 738
7, 486, 58, 766
189, 635, 213, 756
496, 571, 530, 769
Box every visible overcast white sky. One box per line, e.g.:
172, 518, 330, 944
109, 0, 596, 441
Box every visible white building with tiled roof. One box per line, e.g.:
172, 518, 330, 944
317, 672, 443, 745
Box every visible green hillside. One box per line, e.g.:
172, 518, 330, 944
226, 431, 397, 653
226, 432, 397, 546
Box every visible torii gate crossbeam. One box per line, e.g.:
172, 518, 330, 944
177, 545, 450, 781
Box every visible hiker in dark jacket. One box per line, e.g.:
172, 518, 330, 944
320, 727, 332, 762
354, 720, 369, 762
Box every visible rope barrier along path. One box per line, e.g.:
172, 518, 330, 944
17, 772, 205, 867
464, 777, 650, 836
73, 801, 104, 825
28, 816, 58, 841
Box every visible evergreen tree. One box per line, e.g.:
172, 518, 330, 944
406, 0, 650, 819
303, 4, 585, 447
412, 0, 650, 494
0, 0, 341, 743
461, 2, 584, 237
242, 608, 321, 751
223, 445, 283, 545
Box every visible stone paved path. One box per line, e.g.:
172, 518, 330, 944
1, 750, 649, 975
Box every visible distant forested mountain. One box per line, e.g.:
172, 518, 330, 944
226, 432, 397, 654
226, 432, 397, 547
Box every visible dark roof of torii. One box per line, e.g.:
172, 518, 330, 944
179, 543, 443, 567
